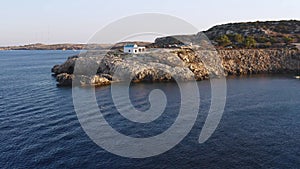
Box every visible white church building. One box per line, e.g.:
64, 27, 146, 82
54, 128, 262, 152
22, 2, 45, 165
123, 44, 145, 54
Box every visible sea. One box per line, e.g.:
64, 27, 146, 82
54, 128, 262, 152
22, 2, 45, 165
0, 50, 300, 168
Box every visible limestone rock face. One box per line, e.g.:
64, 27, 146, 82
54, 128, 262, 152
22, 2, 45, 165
219, 49, 299, 75
55, 73, 110, 87
56, 73, 74, 86
77, 75, 111, 86
51, 57, 76, 74
52, 48, 300, 87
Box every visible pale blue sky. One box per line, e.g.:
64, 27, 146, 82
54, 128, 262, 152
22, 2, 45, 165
0, 0, 299, 46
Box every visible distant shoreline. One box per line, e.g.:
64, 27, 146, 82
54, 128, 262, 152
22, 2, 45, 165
0, 43, 103, 51
0, 43, 298, 51
1, 20, 299, 51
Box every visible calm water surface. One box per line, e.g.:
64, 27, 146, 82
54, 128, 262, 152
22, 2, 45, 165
0, 50, 300, 168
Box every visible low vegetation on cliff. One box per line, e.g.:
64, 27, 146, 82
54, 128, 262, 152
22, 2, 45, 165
153, 20, 300, 49
205, 20, 300, 49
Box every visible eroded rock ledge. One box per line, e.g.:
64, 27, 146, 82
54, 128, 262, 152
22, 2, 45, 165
52, 49, 299, 86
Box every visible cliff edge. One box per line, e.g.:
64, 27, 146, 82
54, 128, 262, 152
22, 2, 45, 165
52, 48, 300, 86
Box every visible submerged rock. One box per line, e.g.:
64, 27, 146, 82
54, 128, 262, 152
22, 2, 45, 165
55, 73, 110, 87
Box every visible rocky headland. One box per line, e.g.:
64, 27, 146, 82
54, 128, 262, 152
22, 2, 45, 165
52, 48, 300, 86
48, 19, 300, 86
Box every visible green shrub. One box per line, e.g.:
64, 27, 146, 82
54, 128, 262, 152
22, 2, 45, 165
234, 34, 244, 44
283, 36, 293, 44
216, 35, 232, 47
244, 36, 257, 48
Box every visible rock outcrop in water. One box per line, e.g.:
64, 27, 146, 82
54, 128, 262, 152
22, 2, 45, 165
52, 48, 300, 86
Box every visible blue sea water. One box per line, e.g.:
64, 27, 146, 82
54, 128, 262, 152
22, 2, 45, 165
0, 50, 300, 168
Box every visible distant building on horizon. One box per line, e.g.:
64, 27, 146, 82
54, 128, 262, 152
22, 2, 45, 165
123, 44, 145, 54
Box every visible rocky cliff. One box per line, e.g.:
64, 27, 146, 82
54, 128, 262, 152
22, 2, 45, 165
219, 49, 299, 75
52, 48, 300, 86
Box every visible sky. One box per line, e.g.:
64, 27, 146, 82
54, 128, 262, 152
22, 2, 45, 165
0, 0, 299, 46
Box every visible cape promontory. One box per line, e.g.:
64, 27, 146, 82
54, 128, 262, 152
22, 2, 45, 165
51, 20, 300, 86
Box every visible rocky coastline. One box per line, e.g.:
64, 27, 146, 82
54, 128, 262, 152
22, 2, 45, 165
51, 19, 300, 86
52, 48, 300, 87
